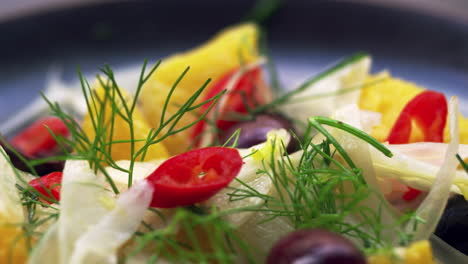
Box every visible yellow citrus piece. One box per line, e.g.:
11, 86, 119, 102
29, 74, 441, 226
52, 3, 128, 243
367, 254, 395, 264
403, 240, 435, 264
139, 23, 260, 155
367, 241, 435, 264
0, 220, 28, 264
359, 72, 423, 142
359, 72, 468, 144
82, 83, 169, 162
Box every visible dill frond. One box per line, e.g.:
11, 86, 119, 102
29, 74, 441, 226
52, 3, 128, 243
223, 116, 420, 254
44, 60, 225, 192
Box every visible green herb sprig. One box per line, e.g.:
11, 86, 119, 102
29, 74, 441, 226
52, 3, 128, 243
44, 60, 224, 193
225, 116, 419, 255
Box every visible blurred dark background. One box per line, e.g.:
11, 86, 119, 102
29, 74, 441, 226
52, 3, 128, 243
1, 0, 468, 124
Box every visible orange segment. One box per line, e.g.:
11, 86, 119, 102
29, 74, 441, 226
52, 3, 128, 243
140, 23, 260, 155
81, 84, 169, 162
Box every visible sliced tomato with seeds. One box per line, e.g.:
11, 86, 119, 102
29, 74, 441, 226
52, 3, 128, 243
191, 65, 268, 146
11, 116, 69, 157
387, 90, 448, 201
146, 147, 243, 208
29, 171, 62, 203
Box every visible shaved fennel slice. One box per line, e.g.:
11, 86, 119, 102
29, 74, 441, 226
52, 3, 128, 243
210, 130, 295, 262
280, 55, 371, 132
58, 160, 112, 264
0, 146, 24, 221
205, 129, 290, 226
388, 143, 468, 167
406, 97, 460, 241
69, 180, 153, 264
237, 211, 294, 261
370, 144, 468, 197
371, 150, 468, 196
331, 104, 399, 244
28, 223, 59, 264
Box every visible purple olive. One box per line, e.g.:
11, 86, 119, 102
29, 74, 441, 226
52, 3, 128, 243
0, 134, 64, 176
219, 113, 298, 152
435, 194, 468, 254
266, 229, 366, 264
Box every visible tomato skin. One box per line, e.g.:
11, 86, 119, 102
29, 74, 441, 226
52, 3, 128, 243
29, 171, 62, 203
387, 91, 447, 144
387, 91, 448, 201
191, 66, 266, 145
146, 147, 243, 208
402, 187, 422, 201
11, 116, 69, 157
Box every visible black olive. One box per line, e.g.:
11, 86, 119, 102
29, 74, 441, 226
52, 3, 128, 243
219, 113, 299, 152
435, 194, 468, 254
0, 134, 64, 176
266, 229, 366, 264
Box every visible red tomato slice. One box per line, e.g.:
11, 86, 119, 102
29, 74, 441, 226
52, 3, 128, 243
146, 147, 243, 208
29, 171, 62, 203
387, 90, 448, 201
11, 116, 69, 157
191, 65, 267, 146
387, 91, 447, 144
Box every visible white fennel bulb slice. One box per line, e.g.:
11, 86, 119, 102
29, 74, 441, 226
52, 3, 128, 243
205, 129, 290, 226
58, 160, 113, 264
0, 146, 24, 223
405, 97, 460, 240
69, 180, 154, 264
28, 223, 60, 264
205, 129, 295, 262
280, 54, 371, 132
387, 142, 468, 167
370, 144, 468, 197
100, 160, 162, 192
331, 104, 399, 245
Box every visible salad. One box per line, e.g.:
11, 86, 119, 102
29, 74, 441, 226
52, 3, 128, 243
0, 22, 468, 264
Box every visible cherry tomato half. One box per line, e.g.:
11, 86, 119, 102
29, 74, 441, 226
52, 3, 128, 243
146, 147, 243, 208
387, 90, 447, 144
11, 116, 69, 157
29, 171, 63, 203
191, 66, 268, 146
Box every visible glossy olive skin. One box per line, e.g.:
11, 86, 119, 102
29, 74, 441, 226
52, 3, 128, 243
0, 134, 64, 176
219, 113, 298, 152
266, 229, 366, 264
435, 194, 468, 254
